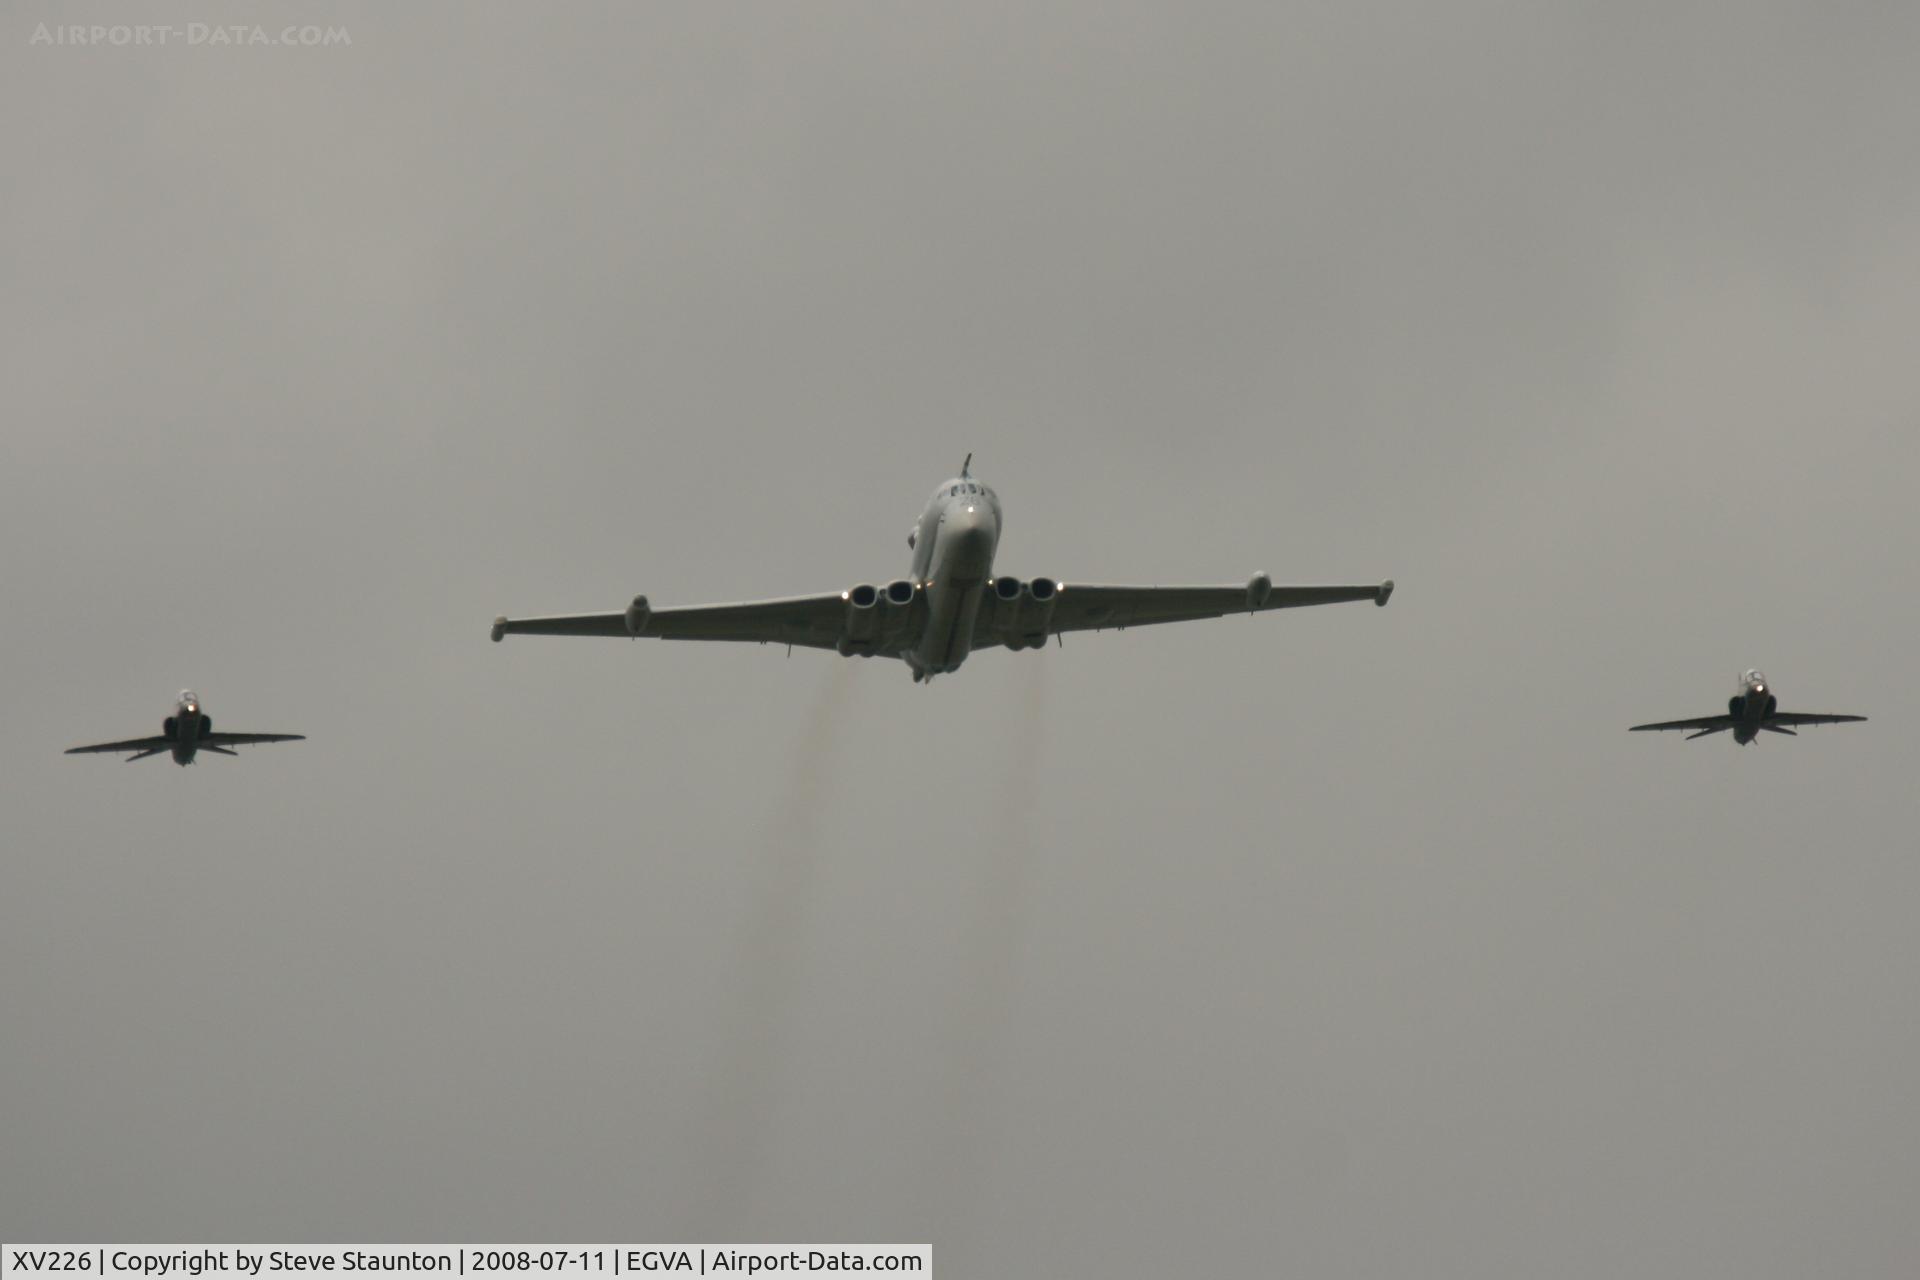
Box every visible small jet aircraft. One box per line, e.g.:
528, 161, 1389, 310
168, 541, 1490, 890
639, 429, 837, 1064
65, 691, 305, 764
1630, 670, 1866, 744
492, 457, 1394, 682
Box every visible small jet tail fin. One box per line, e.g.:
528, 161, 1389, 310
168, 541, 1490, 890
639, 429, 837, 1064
126, 747, 168, 761
1759, 724, 1798, 736
1685, 726, 1730, 740
201, 744, 240, 756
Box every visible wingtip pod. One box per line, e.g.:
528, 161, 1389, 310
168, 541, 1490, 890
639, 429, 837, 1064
491, 616, 508, 643
1375, 579, 1394, 606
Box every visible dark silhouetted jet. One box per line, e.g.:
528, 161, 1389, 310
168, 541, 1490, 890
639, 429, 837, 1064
1631, 671, 1865, 745
66, 690, 304, 765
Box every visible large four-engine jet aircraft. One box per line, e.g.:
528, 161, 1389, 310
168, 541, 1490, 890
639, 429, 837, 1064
491, 457, 1395, 682
65, 691, 306, 764
1630, 670, 1866, 744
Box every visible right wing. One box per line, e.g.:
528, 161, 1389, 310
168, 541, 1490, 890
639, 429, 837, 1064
492, 592, 858, 651
976, 577, 1393, 649
1767, 712, 1867, 727
65, 736, 171, 758
1629, 715, 1735, 732
202, 732, 305, 746
1053, 582, 1393, 632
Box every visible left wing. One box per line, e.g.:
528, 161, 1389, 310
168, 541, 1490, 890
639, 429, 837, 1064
202, 732, 305, 746
492, 592, 861, 651
65, 735, 171, 758
977, 577, 1393, 647
1629, 715, 1735, 732
1767, 712, 1867, 727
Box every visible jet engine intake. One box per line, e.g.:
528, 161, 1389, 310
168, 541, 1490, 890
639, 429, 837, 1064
877, 579, 919, 648
842, 583, 881, 651
200, 714, 212, 735
1017, 577, 1057, 648
163, 716, 177, 741
1247, 572, 1272, 610
1763, 694, 1777, 718
989, 576, 1026, 644
1728, 695, 1745, 718
624, 595, 651, 638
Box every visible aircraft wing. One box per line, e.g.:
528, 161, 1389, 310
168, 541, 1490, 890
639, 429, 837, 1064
202, 732, 306, 746
1628, 715, 1736, 732
977, 578, 1393, 647
492, 592, 857, 651
1767, 712, 1867, 727
65, 735, 172, 758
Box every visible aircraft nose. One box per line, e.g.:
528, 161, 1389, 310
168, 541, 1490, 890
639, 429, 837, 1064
940, 501, 998, 577
950, 503, 996, 550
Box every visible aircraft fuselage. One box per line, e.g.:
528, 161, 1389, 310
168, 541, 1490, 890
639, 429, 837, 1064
167, 691, 205, 765
905, 474, 1002, 680
1728, 671, 1776, 745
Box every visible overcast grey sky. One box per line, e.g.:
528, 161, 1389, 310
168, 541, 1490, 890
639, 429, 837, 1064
5, 3, 1918, 1274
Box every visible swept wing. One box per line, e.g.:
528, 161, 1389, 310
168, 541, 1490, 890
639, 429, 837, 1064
1628, 715, 1736, 733
976, 579, 1392, 647
65, 736, 172, 759
1766, 712, 1867, 727
492, 592, 862, 651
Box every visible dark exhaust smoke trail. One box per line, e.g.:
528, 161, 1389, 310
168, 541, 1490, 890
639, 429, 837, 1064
932, 654, 1049, 1262
677, 660, 856, 1235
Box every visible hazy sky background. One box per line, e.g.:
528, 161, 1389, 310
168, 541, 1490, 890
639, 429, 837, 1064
5, 3, 1918, 1275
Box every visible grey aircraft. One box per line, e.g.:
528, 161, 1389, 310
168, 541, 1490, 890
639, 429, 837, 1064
491, 457, 1394, 682
1630, 670, 1866, 744
65, 690, 305, 764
